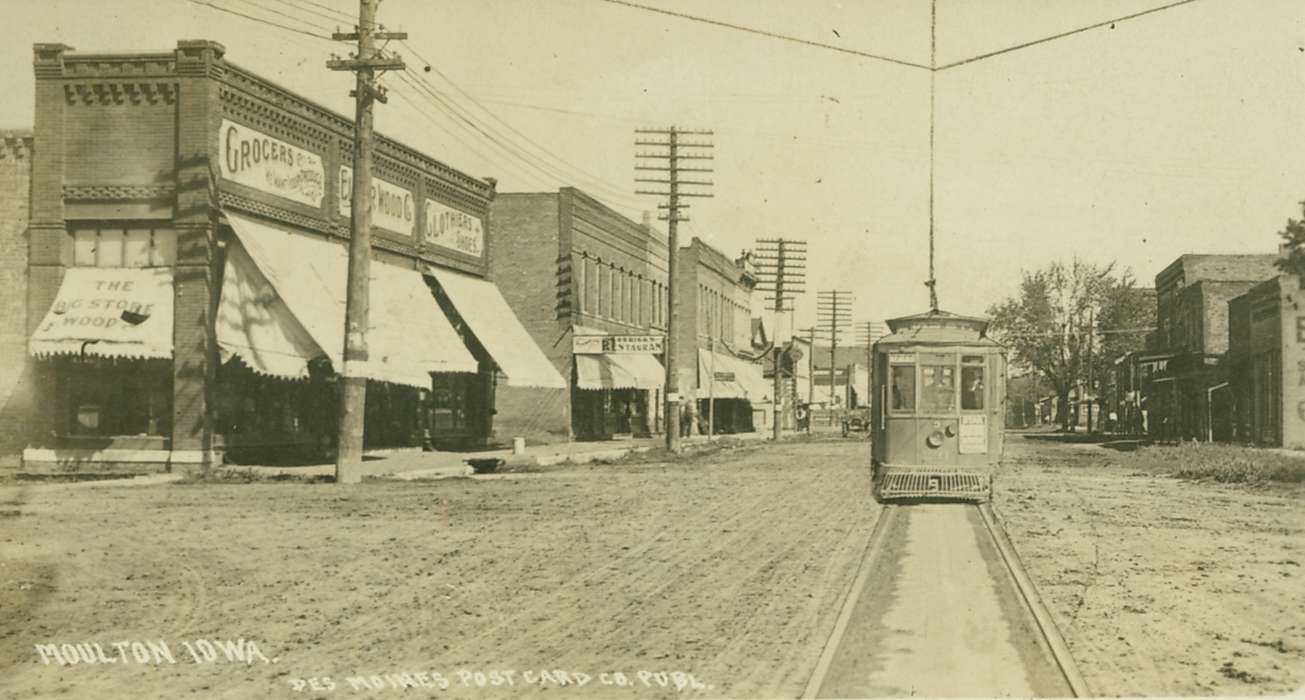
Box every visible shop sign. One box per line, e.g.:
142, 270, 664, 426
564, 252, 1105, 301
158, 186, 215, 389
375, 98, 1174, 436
339, 166, 416, 237
573, 334, 665, 354
219, 120, 325, 208
713, 371, 736, 382
424, 198, 484, 258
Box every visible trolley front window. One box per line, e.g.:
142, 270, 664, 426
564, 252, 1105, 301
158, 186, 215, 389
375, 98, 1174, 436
890, 364, 915, 412
920, 364, 956, 413
961, 356, 986, 411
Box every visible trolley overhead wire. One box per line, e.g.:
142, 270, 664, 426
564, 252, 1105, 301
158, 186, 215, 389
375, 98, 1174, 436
598, 0, 930, 70
185, 0, 333, 40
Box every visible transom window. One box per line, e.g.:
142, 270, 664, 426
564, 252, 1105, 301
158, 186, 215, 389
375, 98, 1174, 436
72, 225, 176, 268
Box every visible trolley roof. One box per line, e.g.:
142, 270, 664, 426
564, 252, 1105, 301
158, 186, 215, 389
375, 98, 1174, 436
875, 308, 1002, 348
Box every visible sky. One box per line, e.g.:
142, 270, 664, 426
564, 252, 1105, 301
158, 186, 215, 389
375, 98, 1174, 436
1, 0, 1302, 334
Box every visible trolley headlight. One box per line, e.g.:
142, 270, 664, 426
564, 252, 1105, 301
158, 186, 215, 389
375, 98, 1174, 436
926, 431, 945, 448
944, 425, 956, 438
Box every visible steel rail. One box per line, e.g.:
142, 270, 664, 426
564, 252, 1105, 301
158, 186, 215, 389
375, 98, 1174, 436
803, 501, 1090, 698
801, 504, 900, 699
977, 502, 1091, 697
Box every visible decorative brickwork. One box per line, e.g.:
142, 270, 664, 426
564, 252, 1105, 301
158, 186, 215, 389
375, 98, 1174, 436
0, 131, 34, 464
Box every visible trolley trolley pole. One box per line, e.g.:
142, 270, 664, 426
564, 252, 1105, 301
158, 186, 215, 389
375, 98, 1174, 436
755, 238, 807, 440
328, 0, 406, 484
818, 291, 854, 425
635, 127, 714, 453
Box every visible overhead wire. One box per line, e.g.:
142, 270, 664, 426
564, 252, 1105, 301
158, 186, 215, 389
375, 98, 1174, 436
397, 39, 645, 205
597, 0, 931, 70
196, 0, 651, 208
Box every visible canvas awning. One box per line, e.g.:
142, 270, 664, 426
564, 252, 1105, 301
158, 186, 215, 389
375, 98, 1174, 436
698, 349, 747, 399
424, 266, 567, 389
698, 349, 769, 401
216, 237, 322, 379
223, 211, 477, 388
575, 353, 664, 391
30, 267, 173, 360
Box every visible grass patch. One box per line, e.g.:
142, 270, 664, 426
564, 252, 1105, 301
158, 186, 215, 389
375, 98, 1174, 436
1121, 442, 1305, 484
176, 467, 335, 484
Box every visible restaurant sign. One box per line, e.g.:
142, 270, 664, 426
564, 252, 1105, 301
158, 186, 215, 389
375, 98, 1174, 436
573, 334, 665, 355
219, 120, 325, 208
424, 198, 484, 258
339, 166, 416, 237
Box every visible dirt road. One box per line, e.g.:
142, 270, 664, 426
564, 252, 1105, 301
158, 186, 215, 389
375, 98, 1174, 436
0, 438, 878, 699
994, 434, 1305, 696
815, 505, 1070, 698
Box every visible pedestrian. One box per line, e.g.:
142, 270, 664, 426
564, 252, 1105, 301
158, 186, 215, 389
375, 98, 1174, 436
680, 399, 695, 438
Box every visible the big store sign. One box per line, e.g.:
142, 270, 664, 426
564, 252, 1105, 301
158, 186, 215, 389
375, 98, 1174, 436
219, 120, 325, 208
339, 166, 415, 237
424, 198, 484, 258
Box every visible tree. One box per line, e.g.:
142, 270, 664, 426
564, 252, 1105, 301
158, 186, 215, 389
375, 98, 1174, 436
988, 259, 1141, 431
1275, 204, 1305, 276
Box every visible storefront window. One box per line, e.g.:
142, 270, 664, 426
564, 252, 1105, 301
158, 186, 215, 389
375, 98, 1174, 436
890, 364, 915, 412
430, 375, 469, 432
961, 356, 986, 410
921, 363, 956, 413
60, 358, 172, 437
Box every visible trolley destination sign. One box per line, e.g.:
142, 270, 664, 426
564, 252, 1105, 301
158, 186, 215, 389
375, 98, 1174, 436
572, 334, 665, 354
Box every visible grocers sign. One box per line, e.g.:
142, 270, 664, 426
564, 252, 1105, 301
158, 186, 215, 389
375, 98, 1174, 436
339, 165, 416, 237
219, 120, 325, 208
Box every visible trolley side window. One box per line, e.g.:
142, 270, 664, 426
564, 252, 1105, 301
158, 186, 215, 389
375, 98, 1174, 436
961, 355, 986, 411
920, 362, 956, 413
890, 364, 916, 412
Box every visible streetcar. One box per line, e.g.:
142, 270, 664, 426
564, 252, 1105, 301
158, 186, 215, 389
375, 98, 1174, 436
870, 308, 1006, 502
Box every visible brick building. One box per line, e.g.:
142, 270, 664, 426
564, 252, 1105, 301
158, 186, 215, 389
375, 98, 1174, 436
20, 41, 561, 472
489, 188, 668, 441
675, 238, 767, 434
1226, 272, 1305, 447
1148, 254, 1278, 440
0, 130, 34, 465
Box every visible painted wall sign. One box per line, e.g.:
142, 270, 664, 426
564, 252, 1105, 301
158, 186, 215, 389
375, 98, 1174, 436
339, 166, 416, 237
424, 198, 484, 258
219, 120, 325, 208
959, 414, 988, 454
573, 334, 665, 355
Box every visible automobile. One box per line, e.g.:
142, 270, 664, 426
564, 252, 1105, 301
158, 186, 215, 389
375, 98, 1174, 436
841, 406, 871, 437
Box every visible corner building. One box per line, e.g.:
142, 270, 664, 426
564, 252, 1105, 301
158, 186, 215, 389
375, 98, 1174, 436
22, 41, 563, 472
489, 188, 669, 441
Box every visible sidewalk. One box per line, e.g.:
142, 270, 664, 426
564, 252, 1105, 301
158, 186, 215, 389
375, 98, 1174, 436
237, 429, 781, 481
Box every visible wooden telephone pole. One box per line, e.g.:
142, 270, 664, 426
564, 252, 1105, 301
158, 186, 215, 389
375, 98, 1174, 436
328, 0, 406, 483
817, 290, 853, 425
755, 238, 807, 440
636, 127, 713, 452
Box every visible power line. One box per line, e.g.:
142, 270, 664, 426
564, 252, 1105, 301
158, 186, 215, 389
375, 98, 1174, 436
228, 0, 334, 33
935, 0, 1202, 71
270, 0, 354, 25
185, 0, 333, 39
395, 41, 646, 207
238, 0, 649, 207
396, 67, 645, 207
597, 0, 930, 71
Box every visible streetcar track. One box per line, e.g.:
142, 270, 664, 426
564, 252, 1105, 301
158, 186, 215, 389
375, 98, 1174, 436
804, 502, 1090, 698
